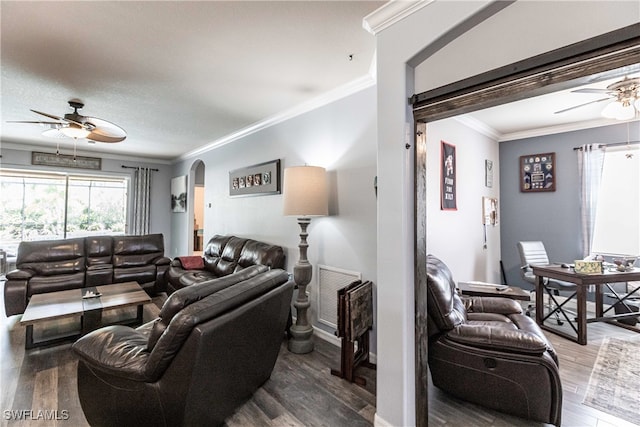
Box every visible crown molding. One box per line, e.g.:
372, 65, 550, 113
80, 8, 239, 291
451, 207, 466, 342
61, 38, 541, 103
454, 115, 501, 140
363, 0, 434, 35
498, 117, 638, 142
179, 74, 376, 161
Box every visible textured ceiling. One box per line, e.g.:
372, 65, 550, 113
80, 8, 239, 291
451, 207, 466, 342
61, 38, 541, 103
1, 1, 383, 161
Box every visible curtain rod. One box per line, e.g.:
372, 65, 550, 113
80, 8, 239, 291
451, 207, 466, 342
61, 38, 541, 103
121, 165, 159, 171
573, 140, 640, 151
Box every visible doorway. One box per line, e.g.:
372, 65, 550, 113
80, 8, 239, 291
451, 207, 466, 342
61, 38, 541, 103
191, 160, 205, 255
411, 25, 639, 427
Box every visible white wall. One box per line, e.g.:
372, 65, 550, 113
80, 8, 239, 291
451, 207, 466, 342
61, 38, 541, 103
371, 1, 639, 426
0, 145, 173, 251
426, 118, 500, 283
170, 86, 378, 346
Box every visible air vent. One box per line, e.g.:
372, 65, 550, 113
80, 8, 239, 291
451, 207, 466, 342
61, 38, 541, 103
317, 265, 361, 329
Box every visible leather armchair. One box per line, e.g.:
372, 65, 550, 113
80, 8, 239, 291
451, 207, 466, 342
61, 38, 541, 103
426, 255, 562, 426
72, 268, 293, 427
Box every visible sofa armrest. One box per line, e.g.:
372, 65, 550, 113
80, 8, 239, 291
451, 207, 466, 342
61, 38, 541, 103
154, 256, 171, 266
170, 258, 184, 268
72, 325, 151, 382
446, 324, 548, 355
464, 296, 523, 315
6, 268, 34, 280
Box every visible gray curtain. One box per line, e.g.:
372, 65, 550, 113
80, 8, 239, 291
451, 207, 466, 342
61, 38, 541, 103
132, 167, 153, 235
577, 144, 606, 258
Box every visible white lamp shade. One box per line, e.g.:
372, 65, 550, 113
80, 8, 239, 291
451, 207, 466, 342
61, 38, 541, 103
602, 101, 635, 120
283, 166, 328, 216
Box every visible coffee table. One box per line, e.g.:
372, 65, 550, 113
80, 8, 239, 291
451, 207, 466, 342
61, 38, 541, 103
20, 282, 151, 349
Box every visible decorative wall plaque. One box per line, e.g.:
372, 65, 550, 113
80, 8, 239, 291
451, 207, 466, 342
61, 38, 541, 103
31, 152, 101, 170
520, 152, 556, 192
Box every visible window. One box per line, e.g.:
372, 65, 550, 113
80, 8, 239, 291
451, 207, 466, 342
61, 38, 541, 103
0, 169, 128, 253
591, 145, 640, 257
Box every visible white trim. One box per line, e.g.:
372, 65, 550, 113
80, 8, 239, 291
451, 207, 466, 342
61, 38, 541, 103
498, 117, 638, 142
373, 413, 395, 427
178, 74, 376, 161
454, 115, 501, 140
312, 326, 378, 365
363, 0, 434, 35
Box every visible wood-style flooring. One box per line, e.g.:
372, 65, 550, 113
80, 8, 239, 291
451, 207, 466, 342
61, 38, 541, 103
1, 286, 639, 427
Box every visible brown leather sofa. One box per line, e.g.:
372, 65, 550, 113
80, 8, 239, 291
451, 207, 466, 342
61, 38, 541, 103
426, 254, 562, 426
166, 235, 285, 293
4, 234, 170, 316
72, 266, 293, 427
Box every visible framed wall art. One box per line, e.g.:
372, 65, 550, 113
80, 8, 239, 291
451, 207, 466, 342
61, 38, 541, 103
440, 141, 457, 210
520, 152, 555, 192
229, 159, 281, 197
171, 175, 187, 213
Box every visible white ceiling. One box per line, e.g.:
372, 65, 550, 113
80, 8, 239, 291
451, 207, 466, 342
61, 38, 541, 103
1, 1, 384, 161
1, 1, 638, 163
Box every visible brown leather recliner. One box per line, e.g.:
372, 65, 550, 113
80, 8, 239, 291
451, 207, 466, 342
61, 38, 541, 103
72, 267, 293, 427
426, 255, 562, 426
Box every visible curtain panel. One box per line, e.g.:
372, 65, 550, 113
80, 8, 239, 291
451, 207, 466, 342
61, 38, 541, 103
132, 167, 153, 235
576, 144, 606, 258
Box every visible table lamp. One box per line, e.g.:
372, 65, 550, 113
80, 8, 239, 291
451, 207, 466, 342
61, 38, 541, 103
282, 165, 328, 353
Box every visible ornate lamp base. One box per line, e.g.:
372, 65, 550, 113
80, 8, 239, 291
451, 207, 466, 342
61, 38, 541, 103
288, 217, 314, 354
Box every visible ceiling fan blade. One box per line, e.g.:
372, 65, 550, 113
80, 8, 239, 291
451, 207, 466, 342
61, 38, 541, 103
31, 109, 86, 127
7, 120, 62, 125
30, 109, 65, 121
571, 88, 610, 94
84, 117, 127, 143
554, 97, 611, 114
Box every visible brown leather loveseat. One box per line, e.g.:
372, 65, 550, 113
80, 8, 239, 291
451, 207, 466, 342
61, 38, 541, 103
426, 254, 562, 426
166, 235, 285, 293
72, 266, 293, 426
4, 234, 170, 316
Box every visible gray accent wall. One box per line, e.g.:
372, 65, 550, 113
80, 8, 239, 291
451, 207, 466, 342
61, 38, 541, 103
499, 122, 639, 290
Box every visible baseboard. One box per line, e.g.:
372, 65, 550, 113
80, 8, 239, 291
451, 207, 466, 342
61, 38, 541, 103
312, 325, 377, 364
373, 413, 394, 427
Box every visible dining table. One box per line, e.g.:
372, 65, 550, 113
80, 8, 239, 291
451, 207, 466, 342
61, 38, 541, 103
532, 264, 640, 345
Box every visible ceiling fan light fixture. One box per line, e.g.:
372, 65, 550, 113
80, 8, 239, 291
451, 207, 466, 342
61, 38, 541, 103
634, 97, 640, 111
601, 100, 635, 121
60, 124, 90, 139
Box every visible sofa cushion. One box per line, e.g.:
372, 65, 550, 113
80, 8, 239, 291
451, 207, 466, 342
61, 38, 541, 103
236, 239, 285, 271
202, 235, 232, 273
146, 265, 269, 351
86, 236, 113, 266
213, 236, 246, 276
145, 268, 289, 381
112, 234, 165, 267
16, 238, 86, 276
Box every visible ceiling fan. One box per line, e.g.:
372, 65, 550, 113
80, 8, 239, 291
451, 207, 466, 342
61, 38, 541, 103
8, 100, 127, 143
555, 76, 640, 120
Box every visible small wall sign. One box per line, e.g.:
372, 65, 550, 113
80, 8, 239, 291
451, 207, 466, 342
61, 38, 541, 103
229, 159, 281, 197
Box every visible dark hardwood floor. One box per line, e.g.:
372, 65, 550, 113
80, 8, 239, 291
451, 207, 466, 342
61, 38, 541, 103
1, 284, 639, 427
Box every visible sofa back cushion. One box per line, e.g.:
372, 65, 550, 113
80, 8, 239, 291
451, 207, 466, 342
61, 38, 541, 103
85, 236, 113, 266
202, 235, 232, 273
212, 236, 246, 276
146, 265, 269, 351
426, 254, 467, 334
144, 269, 290, 381
16, 238, 86, 276
236, 239, 285, 271
112, 234, 165, 267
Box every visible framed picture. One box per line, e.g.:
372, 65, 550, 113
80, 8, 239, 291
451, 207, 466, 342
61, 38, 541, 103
229, 159, 281, 197
520, 152, 555, 192
440, 141, 457, 210
171, 175, 187, 213
485, 159, 493, 188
